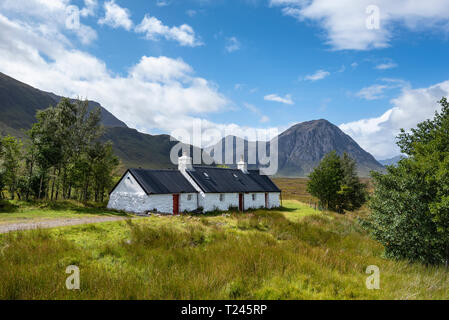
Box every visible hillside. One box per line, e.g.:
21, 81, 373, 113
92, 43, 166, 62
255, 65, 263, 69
0, 72, 127, 131
0, 72, 383, 176
208, 120, 384, 177
277, 120, 384, 176
0, 72, 199, 170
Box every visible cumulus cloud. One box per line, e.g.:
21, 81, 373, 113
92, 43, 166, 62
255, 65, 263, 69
340, 80, 449, 159
98, 0, 133, 31
304, 69, 330, 81
135, 14, 202, 47
0, 12, 280, 147
0, 0, 98, 44
264, 94, 294, 105
270, 0, 449, 50
0, 13, 225, 134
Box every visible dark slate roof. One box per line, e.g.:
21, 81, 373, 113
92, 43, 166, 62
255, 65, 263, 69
186, 167, 281, 193
247, 170, 281, 192
126, 169, 197, 195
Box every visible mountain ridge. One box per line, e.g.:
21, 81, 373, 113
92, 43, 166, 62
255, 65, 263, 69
207, 119, 384, 177
0, 72, 384, 176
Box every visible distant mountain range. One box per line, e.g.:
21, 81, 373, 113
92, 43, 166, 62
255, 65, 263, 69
378, 155, 404, 166
0, 72, 384, 176
207, 120, 384, 177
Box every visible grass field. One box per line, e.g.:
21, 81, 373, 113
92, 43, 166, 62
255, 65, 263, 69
0, 200, 129, 225
1, 187, 449, 299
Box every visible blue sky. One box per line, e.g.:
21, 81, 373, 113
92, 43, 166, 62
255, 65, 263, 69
1, 0, 449, 159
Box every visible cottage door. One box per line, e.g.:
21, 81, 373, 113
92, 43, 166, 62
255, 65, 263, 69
173, 194, 180, 215
239, 193, 244, 212
265, 193, 269, 208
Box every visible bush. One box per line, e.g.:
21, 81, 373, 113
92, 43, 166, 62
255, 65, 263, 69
307, 151, 367, 213
363, 97, 449, 265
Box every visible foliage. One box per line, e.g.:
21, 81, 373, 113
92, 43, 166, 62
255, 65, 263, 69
364, 97, 449, 265
307, 151, 367, 213
0, 98, 120, 203
0, 136, 22, 200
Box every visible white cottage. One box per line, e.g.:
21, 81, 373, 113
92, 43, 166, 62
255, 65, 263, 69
108, 154, 281, 215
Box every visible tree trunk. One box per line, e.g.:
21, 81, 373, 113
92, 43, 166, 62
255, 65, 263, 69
50, 167, 56, 201
55, 167, 61, 201
38, 174, 43, 200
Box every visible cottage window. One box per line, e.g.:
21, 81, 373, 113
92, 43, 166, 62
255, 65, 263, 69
187, 194, 192, 201
219, 194, 225, 202
252, 194, 256, 201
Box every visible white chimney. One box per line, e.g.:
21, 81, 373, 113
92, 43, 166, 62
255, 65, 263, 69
178, 151, 193, 171
237, 155, 248, 174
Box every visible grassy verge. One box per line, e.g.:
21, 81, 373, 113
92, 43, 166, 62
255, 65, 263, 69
0, 200, 129, 225
0, 200, 448, 300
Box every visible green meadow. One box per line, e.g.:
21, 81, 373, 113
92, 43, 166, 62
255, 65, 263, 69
1, 198, 448, 300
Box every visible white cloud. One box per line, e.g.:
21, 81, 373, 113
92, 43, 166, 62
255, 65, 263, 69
80, 0, 98, 17
0, 12, 282, 148
356, 78, 409, 100
244, 102, 270, 123
0, 0, 98, 44
375, 62, 398, 70
340, 80, 449, 159
135, 14, 202, 47
270, 0, 449, 50
304, 69, 330, 81
264, 94, 294, 105
356, 84, 389, 100
98, 0, 133, 31
0, 13, 226, 135
225, 37, 241, 52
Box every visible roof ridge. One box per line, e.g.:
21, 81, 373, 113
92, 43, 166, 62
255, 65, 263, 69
130, 168, 179, 172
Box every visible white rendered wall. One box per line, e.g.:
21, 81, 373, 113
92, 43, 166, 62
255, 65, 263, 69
199, 193, 239, 212
107, 172, 195, 214
180, 193, 198, 213
244, 193, 266, 210
268, 192, 281, 208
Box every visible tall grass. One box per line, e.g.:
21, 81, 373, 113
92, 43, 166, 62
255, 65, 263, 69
1, 204, 448, 300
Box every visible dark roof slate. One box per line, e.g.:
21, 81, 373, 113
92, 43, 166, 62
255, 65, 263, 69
186, 166, 281, 193
128, 169, 197, 194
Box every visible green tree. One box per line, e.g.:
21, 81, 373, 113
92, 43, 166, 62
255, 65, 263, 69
307, 151, 367, 213
365, 97, 449, 265
339, 153, 368, 211
1, 136, 23, 200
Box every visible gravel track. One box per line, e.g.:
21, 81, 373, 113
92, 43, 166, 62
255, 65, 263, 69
0, 216, 130, 234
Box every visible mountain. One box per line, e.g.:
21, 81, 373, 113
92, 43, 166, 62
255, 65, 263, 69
0, 72, 127, 132
378, 155, 404, 166
0, 72, 384, 176
0, 72, 198, 170
208, 120, 384, 177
